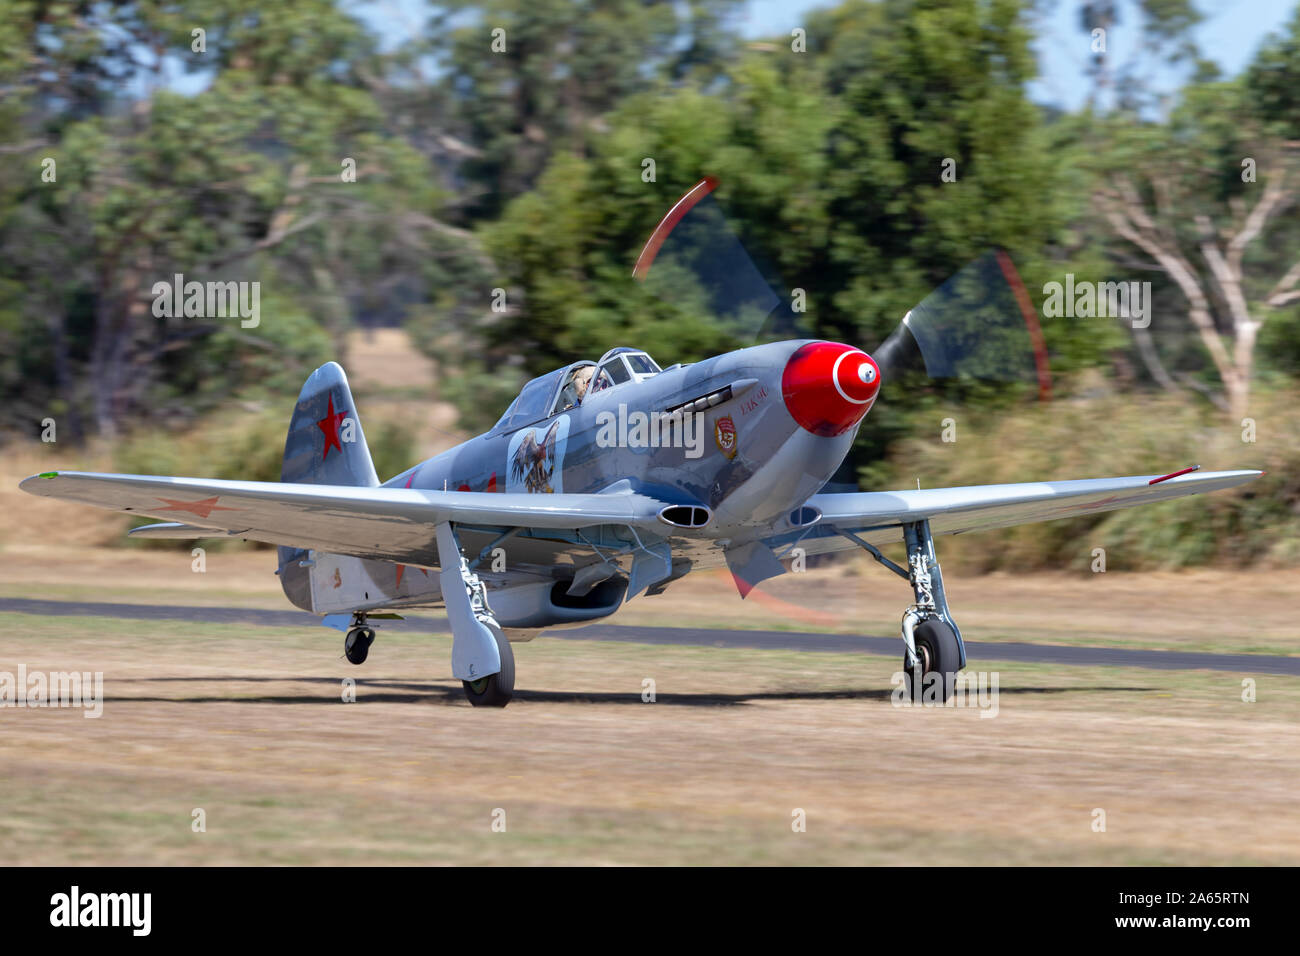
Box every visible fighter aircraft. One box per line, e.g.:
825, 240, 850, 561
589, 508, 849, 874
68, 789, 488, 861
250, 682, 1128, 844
20, 181, 1262, 707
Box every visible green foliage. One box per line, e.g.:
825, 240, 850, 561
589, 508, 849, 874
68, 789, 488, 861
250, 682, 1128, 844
0, 0, 452, 440
427, 0, 743, 217
1244, 5, 1300, 135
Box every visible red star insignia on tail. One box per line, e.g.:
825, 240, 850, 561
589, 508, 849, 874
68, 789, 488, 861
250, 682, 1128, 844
317, 395, 348, 460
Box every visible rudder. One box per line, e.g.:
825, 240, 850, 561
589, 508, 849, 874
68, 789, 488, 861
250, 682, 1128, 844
280, 361, 379, 487
278, 362, 378, 611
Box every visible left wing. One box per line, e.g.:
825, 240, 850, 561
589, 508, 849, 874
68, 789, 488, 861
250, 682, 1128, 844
806, 469, 1262, 541
19, 471, 669, 567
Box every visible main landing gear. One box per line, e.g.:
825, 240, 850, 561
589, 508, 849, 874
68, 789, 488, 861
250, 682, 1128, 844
841, 518, 967, 702
456, 558, 515, 707
435, 521, 516, 708
335, 525, 515, 707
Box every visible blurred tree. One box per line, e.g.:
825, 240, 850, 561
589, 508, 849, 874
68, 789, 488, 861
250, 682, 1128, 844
1089, 59, 1299, 420
0, 1, 460, 438
423, 0, 744, 220
1066, 0, 1203, 113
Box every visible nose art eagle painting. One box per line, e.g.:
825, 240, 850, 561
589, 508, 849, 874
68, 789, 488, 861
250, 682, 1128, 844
510, 420, 562, 494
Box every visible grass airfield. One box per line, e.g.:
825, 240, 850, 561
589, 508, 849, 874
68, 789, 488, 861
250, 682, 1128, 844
0, 548, 1297, 866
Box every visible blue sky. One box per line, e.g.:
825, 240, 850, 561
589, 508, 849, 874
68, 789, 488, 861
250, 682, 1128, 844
170, 0, 1298, 107
741, 0, 1298, 109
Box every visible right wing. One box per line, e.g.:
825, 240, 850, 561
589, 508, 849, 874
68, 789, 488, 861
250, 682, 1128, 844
806, 468, 1263, 542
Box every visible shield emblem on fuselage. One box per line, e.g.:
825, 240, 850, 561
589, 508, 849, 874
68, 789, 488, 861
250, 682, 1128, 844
714, 415, 737, 460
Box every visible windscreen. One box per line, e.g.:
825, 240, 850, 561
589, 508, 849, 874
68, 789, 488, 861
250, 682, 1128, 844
494, 370, 562, 431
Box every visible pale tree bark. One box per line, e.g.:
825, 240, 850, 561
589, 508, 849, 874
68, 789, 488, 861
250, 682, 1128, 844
1096, 162, 1298, 422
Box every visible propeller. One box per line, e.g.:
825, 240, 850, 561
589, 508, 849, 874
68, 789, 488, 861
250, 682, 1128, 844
635, 178, 1050, 400
871, 249, 1051, 400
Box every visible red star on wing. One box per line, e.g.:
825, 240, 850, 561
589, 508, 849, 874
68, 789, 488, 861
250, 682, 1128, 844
155, 497, 237, 519
317, 395, 348, 460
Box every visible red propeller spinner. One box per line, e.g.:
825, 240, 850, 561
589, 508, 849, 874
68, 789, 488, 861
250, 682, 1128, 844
781, 342, 880, 437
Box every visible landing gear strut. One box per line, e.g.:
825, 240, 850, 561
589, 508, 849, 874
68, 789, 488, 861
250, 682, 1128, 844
456, 556, 515, 707
840, 518, 966, 702
344, 613, 375, 665
899, 519, 965, 701
435, 521, 515, 708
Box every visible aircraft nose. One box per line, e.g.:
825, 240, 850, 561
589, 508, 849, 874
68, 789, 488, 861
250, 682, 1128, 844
781, 341, 880, 436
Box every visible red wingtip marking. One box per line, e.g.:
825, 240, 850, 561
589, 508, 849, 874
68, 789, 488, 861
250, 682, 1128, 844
633, 176, 720, 280
730, 571, 754, 599
1149, 465, 1200, 485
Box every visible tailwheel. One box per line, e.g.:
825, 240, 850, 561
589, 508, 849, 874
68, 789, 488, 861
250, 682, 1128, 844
901, 618, 961, 703
344, 626, 374, 665
462, 622, 515, 708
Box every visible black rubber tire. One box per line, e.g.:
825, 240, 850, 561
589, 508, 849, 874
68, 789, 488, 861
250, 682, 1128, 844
901, 618, 961, 703
462, 623, 515, 708
344, 627, 373, 665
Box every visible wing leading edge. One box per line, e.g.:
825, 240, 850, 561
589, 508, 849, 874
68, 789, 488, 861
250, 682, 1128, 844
19, 471, 669, 567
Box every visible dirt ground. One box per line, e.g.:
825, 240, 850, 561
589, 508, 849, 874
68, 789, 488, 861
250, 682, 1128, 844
0, 609, 1295, 866
0, 544, 1296, 865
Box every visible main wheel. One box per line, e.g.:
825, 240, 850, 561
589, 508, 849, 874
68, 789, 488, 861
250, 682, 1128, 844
901, 618, 961, 703
462, 622, 515, 708
344, 627, 374, 665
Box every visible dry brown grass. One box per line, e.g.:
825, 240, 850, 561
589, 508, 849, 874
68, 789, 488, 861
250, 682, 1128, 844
0, 612, 1295, 865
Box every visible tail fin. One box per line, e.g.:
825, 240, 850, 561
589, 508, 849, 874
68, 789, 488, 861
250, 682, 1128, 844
278, 362, 377, 610
280, 361, 379, 487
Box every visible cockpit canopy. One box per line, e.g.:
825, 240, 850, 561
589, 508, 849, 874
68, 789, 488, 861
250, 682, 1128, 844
591, 347, 660, 393
492, 348, 661, 432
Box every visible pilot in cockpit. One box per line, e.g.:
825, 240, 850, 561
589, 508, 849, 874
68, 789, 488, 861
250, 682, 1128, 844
558, 364, 594, 411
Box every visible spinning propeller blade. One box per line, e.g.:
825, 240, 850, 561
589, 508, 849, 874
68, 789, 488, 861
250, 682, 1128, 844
872, 249, 1051, 400
634, 178, 810, 344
